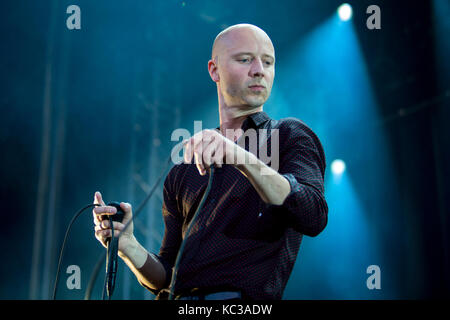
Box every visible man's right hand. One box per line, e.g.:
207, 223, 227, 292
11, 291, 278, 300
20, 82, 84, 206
92, 191, 136, 254
92, 191, 167, 291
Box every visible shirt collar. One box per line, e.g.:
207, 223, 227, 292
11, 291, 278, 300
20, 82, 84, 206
242, 111, 271, 130
215, 111, 271, 132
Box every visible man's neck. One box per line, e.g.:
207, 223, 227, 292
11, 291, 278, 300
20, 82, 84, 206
218, 105, 263, 136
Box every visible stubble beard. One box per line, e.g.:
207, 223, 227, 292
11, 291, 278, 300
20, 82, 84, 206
225, 85, 268, 109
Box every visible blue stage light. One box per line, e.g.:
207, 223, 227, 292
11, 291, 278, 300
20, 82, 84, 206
337, 3, 353, 21
331, 159, 346, 175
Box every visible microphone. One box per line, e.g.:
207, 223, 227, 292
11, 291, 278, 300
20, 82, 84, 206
101, 201, 125, 299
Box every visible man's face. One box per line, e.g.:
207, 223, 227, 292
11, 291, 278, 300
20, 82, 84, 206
214, 27, 275, 108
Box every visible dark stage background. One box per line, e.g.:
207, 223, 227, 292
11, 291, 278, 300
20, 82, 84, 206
0, 0, 449, 299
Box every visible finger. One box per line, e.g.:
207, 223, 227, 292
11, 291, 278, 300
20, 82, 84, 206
212, 140, 224, 168
96, 228, 122, 239
93, 206, 117, 224
190, 130, 207, 157
192, 133, 213, 175
183, 139, 193, 164
120, 202, 133, 224
93, 191, 106, 224
202, 138, 216, 170
93, 213, 101, 226
194, 151, 205, 175
95, 226, 112, 238
93, 192, 107, 223
94, 227, 107, 245
100, 220, 125, 231
120, 202, 132, 213
188, 131, 206, 165
95, 228, 108, 242
93, 206, 117, 215
94, 191, 106, 206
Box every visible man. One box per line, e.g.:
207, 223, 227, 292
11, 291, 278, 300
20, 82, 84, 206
93, 24, 328, 300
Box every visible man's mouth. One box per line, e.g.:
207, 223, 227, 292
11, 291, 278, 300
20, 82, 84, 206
249, 85, 265, 91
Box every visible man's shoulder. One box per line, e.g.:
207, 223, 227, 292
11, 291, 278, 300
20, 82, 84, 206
164, 161, 188, 189
270, 116, 325, 159
271, 116, 317, 139
167, 161, 188, 178
275, 116, 307, 128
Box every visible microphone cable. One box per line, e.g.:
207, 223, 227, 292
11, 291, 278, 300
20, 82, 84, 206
52, 153, 216, 300
102, 214, 119, 300
85, 163, 216, 300
52, 154, 173, 300
52, 203, 100, 300
168, 165, 215, 300
97, 155, 173, 300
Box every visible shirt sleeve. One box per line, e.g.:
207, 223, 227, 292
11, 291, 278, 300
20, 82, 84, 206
141, 166, 183, 296
268, 119, 328, 237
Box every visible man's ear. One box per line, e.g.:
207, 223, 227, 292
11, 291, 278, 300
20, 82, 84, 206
208, 59, 220, 82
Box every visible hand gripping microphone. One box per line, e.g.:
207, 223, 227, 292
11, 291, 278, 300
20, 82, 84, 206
101, 201, 125, 299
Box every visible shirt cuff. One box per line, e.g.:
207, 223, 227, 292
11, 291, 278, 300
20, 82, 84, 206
280, 173, 302, 209
262, 173, 300, 215
269, 173, 328, 236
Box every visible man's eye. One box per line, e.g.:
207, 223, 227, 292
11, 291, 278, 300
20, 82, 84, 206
239, 58, 250, 63
265, 61, 273, 66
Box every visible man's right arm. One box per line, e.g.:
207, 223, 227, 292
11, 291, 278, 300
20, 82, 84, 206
118, 237, 166, 291
92, 191, 166, 292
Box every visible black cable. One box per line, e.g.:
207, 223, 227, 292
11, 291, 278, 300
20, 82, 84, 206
84, 250, 104, 300
84, 155, 173, 299
168, 165, 215, 300
103, 214, 121, 300
53, 155, 173, 300
53, 153, 212, 300
102, 215, 117, 300
52, 203, 101, 300
101, 239, 109, 300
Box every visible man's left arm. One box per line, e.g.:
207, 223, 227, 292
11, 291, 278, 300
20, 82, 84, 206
235, 123, 328, 237
235, 151, 291, 205
184, 125, 328, 236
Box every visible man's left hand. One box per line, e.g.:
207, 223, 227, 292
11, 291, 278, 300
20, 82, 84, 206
183, 129, 246, 175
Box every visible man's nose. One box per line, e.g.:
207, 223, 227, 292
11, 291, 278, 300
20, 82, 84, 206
249, 58, 264, 77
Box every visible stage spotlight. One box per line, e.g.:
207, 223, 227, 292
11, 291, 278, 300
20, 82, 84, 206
337, 3, 353, 21
331, 159, 346, 175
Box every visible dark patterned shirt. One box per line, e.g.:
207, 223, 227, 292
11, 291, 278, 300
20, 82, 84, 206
153, 111, 328, 300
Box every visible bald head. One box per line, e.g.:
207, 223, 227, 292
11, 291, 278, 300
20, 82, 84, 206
211, 24, 274, 61
207, 23, 276, 110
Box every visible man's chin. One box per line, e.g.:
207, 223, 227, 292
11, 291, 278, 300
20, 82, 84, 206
245, 97, 267, 108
